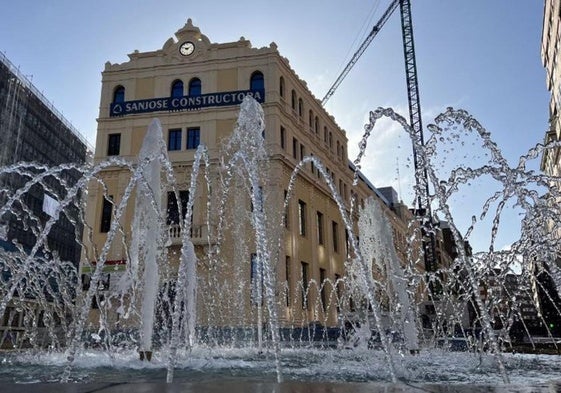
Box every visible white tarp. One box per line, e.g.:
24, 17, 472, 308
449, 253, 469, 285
42, 193, 60, 218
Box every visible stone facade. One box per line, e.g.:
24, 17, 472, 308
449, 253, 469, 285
80, 20, 423, 332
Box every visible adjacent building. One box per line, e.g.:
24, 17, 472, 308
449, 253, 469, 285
0, 51, 90, 347
0, 52, 90, 259
539, 0, 561, 338
542, 0, 561, 177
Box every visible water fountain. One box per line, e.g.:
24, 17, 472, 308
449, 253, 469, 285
0, 97, 561, 390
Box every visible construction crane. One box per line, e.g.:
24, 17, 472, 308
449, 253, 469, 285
322, 0, 436, 273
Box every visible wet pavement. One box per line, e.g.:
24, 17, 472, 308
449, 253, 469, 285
1, 382, 560, 393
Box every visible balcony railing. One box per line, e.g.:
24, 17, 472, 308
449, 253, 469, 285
168, 224, 214, 245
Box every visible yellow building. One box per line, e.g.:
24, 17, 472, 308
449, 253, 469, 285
80, 19, 422, 336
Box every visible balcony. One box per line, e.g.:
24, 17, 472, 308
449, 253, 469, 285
168, 224, 214, 246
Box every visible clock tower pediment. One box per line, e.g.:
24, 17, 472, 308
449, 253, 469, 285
161, 18, 211, 59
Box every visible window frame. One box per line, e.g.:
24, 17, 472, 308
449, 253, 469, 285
279, 76, 285, 98
168, 128, 182, 151
186, 127, 201, 150
250, 71, 264, 91
301, 261, 309, 310
332, 221, 339, 253
107, 133, 121, 156
188, 78, 202, 96
100, 195, 113, 233
298, 199, 307, 237
166, 190, 190, 225
283, 189, 290, 229
280, 126, 286, 150
285, 256, 291, 306
113, 85, 125, 103
317, 211, 324, 245
320, 268, 327, 311
314, 116, 319, 134
250, 253, 263, 305
171, 79, 184, 98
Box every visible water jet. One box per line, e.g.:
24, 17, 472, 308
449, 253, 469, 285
0, 98, 560, 388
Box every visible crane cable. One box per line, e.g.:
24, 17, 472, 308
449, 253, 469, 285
321, 0, 400, 106
334, 0, 382, 80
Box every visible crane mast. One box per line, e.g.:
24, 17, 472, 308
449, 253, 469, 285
399, 0, 437, 272
323, 0, 437, 273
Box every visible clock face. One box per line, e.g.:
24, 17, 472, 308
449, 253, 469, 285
179, 41, 195, 56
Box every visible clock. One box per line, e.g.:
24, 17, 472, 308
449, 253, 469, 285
179, 41, 195, 56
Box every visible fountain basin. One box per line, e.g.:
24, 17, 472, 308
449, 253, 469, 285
1, 348, 561, 387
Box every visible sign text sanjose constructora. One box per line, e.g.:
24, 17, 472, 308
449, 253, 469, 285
109, 89, 265, 117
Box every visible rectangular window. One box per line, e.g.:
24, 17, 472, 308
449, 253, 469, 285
283, 190, 289, 229
280, 126, 286, 150
100, 195, 113, 233
168, 128, 182, 151
81, 274, 91, 291
285, 256, 291, 306
300, 144, 305, 161
332, 221, 339, 253
301, 261, 309, 310
100, 273, 110, 291
166, 190, 190, 225
320, 268, 327, 311
316, 211, 324, 245
298, 199, 307, 236
187, 127, 200, 149
107, 133, 121, 156
292, 137, 298, 159
250, 186, 263, 213
251, 253, 262, 304
335, 273, 342, 312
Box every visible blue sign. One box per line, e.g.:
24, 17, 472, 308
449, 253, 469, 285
110, 89, 265, 117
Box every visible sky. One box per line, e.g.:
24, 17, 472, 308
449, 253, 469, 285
0, 1, 550, 253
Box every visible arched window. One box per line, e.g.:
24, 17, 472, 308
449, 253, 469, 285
329, 132, 333, 149
336, 141, 340, 157
291, 90, 297, 110
250, 71, 264, 91
279, 77, 285, 98
324, 127, 328, 142
298, 98, 303, 117
113, 85, 125, 103
308, 110, 313, 128
171, 79, 184, 98
189, 78, 201, 96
